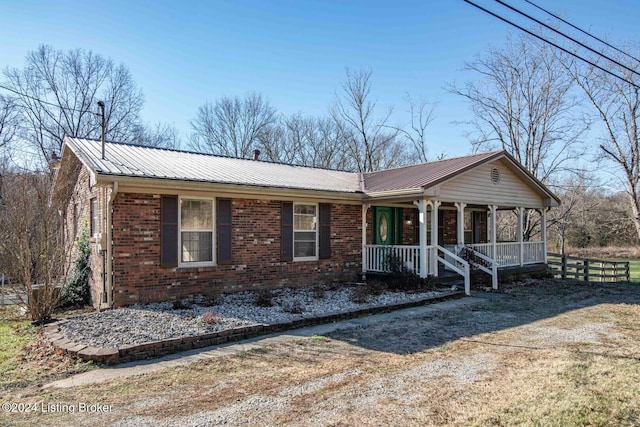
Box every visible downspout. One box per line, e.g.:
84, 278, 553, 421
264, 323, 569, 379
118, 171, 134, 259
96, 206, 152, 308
106, 181, 118, 307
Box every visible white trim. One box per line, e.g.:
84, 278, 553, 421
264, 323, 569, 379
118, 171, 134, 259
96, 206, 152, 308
293, 202, 319, 262
178, 196, 216, 268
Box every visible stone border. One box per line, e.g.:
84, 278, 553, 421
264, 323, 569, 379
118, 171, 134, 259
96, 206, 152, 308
44, 291, 464, 365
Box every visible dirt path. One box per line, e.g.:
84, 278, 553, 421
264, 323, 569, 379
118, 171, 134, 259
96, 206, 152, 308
4, 280, 640, 426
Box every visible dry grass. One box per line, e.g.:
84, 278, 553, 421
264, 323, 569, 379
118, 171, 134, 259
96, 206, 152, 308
2, 280, 640, 426
563, 245, 640, 260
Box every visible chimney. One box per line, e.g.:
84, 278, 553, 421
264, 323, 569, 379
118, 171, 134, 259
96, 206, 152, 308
253, 149, 261, 160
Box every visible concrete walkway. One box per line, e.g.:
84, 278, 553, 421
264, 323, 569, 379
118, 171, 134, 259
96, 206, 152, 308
44, 296, 487, 389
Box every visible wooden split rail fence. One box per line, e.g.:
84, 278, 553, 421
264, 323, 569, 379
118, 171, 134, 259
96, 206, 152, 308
548, 253, 630, 282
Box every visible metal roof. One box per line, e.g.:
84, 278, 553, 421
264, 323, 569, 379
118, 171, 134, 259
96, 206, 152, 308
62, 138, 558, 204
362, 151, 504, 192
64, 138, 362, 194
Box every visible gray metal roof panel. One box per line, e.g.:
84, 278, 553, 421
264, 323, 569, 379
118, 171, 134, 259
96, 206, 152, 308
65, 138, 362, 193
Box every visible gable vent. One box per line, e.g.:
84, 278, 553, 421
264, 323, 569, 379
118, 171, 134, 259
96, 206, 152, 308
490, 167, 500, 185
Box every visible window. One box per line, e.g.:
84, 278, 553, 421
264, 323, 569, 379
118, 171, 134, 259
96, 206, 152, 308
180, 198, 214, 264
464, 211, 473, 244
294, 203, 317, 259
90, 198, 99, 237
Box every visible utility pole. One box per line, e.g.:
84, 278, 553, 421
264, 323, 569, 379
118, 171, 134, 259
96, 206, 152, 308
97, 101, 106, 159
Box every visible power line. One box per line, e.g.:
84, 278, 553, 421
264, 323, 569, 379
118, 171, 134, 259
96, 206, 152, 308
494, 0, 640, 79
524, 0, 640, 65
463, 0, 640, 90
0, 83, 100, 116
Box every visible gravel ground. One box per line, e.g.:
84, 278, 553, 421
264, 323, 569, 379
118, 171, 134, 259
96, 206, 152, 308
58, 285, 446, 348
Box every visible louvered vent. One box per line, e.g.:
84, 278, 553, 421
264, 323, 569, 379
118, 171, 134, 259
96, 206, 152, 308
491, 167, 500, 184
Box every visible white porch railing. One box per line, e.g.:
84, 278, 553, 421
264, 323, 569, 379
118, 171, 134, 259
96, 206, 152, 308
363, 244, 469, 295
467, 241, 545, 267
364, 245, 429, 277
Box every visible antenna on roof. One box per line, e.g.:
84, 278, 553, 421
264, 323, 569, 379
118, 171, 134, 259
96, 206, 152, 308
97, 101, 106, 160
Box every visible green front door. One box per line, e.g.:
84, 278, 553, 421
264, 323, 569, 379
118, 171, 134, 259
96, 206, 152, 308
374, 207, 396, 245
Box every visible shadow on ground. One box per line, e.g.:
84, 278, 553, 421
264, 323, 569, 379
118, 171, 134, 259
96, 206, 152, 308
327, 279, 640, 354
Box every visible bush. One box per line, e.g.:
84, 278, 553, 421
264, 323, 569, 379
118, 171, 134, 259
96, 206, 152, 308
60, 226, 90, 307
201, 311, 223, 325
349, 281, 387, 304
254, 289, 274, 307
382, 253, 434, 292
172, 299, 192, 310
281, 299, 305, 314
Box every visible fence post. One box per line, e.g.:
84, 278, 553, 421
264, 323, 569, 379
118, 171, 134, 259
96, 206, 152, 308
561, 255, 567, 279
584, 259, 590, 282
626, 262, 630, 282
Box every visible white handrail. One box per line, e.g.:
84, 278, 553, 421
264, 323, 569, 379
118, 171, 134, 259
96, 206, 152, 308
461, 246, 498, 290
437, 245, 470, 295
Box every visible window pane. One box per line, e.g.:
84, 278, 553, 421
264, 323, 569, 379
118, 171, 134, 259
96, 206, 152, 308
181, 231, 212, 262
294, 214, 316, 230
294, 204, 316, 215
181, 199, 212, 229
294, 231, 316, 257
294, 241, 316, 257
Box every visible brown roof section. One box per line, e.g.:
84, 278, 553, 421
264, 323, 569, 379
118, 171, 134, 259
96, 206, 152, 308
363, 150, 504, 192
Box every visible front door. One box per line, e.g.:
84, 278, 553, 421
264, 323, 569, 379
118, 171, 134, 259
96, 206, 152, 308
374, 207, 395, 245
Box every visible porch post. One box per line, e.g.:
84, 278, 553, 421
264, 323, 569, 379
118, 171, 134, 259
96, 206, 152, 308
415, 199, 428, 278
429, 200, 440, 276
541, 207, 548, 264
517, 206, 524, 266
455, 202, 467, 248
489, 205, 497, 260
362, 204, 370, 279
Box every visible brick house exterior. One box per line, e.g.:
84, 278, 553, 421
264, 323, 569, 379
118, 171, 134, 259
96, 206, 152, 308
54, 137, 559, 307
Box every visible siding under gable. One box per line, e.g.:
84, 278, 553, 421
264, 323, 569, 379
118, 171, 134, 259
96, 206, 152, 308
437, 159, 544, 207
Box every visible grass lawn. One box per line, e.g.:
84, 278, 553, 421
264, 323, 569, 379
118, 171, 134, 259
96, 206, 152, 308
0, 306, 93, 391
2, 279, 640, 426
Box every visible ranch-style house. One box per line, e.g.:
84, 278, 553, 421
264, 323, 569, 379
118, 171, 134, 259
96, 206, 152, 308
52, 137, 560, 308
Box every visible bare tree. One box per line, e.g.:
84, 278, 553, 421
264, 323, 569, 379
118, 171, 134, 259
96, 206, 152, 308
395, 93, 437, 163
0, 172, 72, 322
259, 114, 351, 169
331, 68, 403, 172
3, 45, 144, 163
0, 94, 19, 148
565, 43, 640, 242
131, 122, 182, 149
449, 34, 587, 183
189, 92, 277, 158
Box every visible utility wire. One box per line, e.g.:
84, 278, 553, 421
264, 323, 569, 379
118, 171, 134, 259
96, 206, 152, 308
463, 0, 640, 90
494, 0, 640, 79
0, 83, 100, 116
524, 0, 640, 65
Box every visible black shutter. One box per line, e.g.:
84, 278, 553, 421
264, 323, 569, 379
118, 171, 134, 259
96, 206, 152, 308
160, 195, 178, 268
319, 203, 331, 259
217, 198, 232, 264
281, 201, 293, 261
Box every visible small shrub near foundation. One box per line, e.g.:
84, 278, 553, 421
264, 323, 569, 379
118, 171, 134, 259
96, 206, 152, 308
350, 281, 387, 304
255, 289, 274, 307
172, 300, 192, 310
201, 311, 223, 325
312, 285, 327, 300
281, 299, 305, 314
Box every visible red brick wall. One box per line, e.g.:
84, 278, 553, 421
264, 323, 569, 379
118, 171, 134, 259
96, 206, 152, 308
442, 210, 457, 245
111, 194, 362, 306
401, 208, 418, 245
60, 163, 106, 306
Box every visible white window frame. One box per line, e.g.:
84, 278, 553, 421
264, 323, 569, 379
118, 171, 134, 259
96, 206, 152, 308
293, 202, 318, 262
178, 196, 216, 268
90, 198, 99, 238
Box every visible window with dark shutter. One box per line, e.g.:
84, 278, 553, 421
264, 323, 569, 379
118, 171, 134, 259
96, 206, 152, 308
281, 201, 293, 261
217, 198, 232, 264
319, 203, 331, 259
160, 195, 178, 268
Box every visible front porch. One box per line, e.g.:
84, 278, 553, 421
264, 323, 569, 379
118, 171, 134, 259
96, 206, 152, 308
362, 202, 549, 295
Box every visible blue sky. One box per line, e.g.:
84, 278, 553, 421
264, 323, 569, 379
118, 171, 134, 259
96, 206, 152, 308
1, 0, 639, 158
